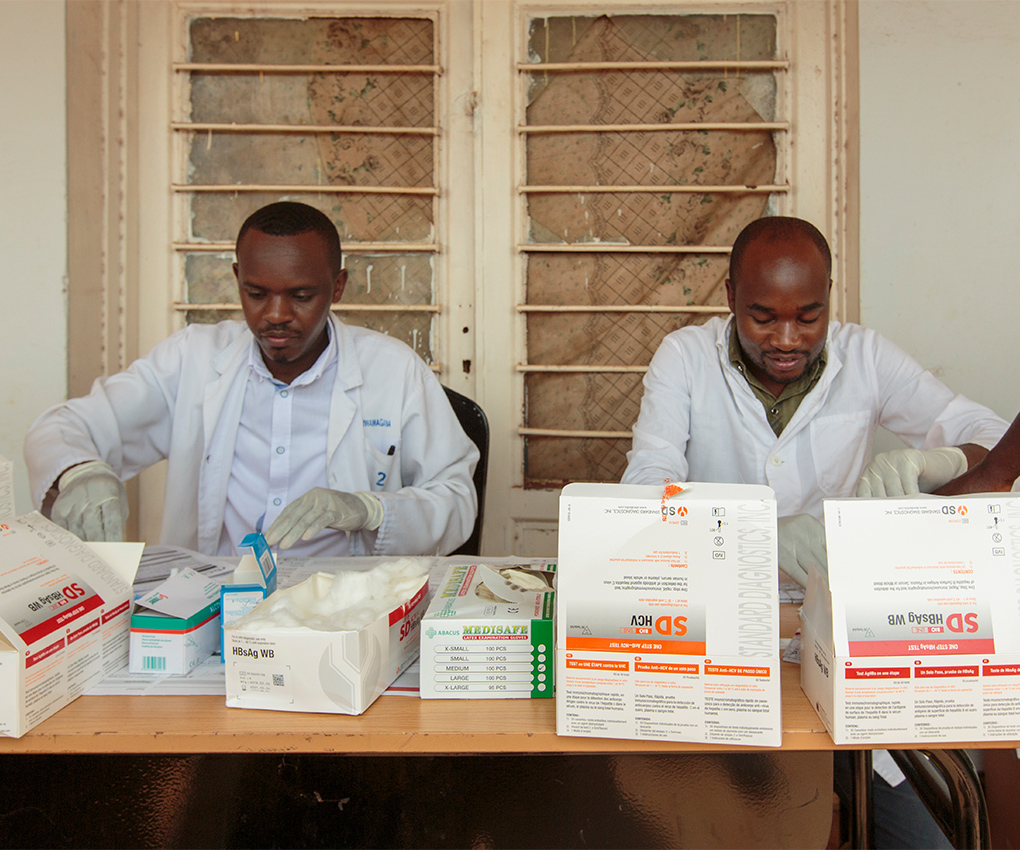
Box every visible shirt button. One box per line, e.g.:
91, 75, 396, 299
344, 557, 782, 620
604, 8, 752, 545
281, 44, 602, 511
770, 455, 783, 466
273, 498, 282, 506
770, 407, 779, 415
280, 390, 289, 398
276, 446, 285, 455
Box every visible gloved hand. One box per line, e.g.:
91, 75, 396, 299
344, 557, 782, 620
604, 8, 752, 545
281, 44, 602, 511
777, 514, 828, 587
264, 489, 384, 549
855, 446, 968, 498
50, 460, 128, 542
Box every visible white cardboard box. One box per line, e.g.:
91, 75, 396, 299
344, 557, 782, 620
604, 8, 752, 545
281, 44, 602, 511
0, 513, 142, 737
556, 482, 781, 747
220, 532, 277, 656
224, 571, 429, 715
420, 562, 556, 699
129, 568, 222, 674
802, 494, 1020, 745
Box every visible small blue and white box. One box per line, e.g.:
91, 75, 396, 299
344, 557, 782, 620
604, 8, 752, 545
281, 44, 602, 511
220, 532, 277, 657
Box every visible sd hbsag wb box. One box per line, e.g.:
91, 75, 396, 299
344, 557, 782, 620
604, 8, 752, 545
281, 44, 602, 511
802, 494, 1020, 745
0, 514, 141, 737
225, 567, 429, 716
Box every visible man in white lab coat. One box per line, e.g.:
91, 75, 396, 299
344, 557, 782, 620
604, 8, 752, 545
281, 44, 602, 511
24, 201, 478, 557
622, 215, 1007, 584
622, 215, 1007, 849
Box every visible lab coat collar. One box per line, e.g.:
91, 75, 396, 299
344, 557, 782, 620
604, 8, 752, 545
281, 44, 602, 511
713, 316, 845, 443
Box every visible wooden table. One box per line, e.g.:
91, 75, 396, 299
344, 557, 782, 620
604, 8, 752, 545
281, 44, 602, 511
0, 605, 1003, 849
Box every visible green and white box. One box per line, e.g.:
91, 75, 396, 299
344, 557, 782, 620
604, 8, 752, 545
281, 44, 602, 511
420, 562, 556, 699
129, 568, 222, 674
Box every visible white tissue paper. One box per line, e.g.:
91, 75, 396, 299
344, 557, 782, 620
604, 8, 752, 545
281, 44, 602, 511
224, 559, 430, 715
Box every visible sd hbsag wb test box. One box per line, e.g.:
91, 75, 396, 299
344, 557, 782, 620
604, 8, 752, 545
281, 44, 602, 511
802, 494, 1020, 745
556, 482, 781, 747
0, 515, 142, 737
224, 568, 429, 716
420, 561, 556, 699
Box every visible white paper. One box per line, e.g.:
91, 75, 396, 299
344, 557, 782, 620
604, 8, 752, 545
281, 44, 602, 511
135, 567, 222, 618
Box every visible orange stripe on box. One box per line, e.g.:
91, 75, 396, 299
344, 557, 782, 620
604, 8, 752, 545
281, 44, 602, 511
634, 661, 699, 675
565, 636, 706, 655
704, 663, 771, 677
566, 658, 630, 671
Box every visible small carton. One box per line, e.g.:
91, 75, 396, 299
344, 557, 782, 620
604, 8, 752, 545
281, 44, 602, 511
556, 482, 781, 747
420, 562, 556, 699
219, 532, 277, 656
802, 494, 1020, 745
224, 568, 429, 715
129, 568, 222, 674
0, 512, 142, 737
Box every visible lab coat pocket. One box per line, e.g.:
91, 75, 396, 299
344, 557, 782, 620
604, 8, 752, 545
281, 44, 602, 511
366, 441, 400, 492
809, 412, 871, 496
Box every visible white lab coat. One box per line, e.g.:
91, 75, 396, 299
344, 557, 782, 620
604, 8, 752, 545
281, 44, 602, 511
24, 316, 479, 556
622, 317, 1008, 519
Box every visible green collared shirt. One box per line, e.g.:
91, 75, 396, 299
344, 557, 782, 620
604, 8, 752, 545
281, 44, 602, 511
728, 326, 827, 437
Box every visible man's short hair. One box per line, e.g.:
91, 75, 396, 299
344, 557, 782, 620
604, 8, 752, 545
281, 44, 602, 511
729, 216, 832, 285
237, 201, 343, 276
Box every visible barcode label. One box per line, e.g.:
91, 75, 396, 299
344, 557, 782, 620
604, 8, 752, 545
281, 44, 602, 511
143, 656, 166, 672
272, 673, 285, 687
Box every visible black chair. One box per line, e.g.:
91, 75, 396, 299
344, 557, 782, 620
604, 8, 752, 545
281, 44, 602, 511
442, 386, 489, 556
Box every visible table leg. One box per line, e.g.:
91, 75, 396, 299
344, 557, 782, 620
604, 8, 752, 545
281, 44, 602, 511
847, 749, 874, 849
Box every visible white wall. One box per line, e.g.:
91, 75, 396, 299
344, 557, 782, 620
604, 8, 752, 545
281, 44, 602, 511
0, 0, 67, 511
859, 0, 1020, 429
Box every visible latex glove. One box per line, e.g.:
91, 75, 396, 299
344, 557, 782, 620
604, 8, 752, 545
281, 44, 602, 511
51, 460, 128, 542
264, 489, 384, 550
777, 514, 828, 587
855, 447, 968, 498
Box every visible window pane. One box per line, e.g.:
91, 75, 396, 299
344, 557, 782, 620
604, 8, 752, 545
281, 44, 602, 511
179, 15, 438, 365
521, 13, 780, 486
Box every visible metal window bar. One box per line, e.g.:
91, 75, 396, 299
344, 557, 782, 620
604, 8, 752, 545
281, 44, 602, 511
517, 60, 789, 72
172, 123, 438, 135
174, 62, 442, 74
173, 242, 438, 253
173, 184, 438, 195
522, 122, 788, 134
175, 303, 439, 313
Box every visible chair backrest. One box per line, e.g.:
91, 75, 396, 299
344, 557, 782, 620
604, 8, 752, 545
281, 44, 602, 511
442, 386, 489, 556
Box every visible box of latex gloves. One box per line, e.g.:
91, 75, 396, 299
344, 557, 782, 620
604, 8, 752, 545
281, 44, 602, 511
224, 559, 429, 715
420, 561, 556, 699
556, 482, 781, 747
802, 494, 1020, 745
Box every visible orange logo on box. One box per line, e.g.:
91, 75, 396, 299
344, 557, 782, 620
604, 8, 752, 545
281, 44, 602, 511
654, 615, 688, 636
661, 480, 685, 521
958, 506, 968, 516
